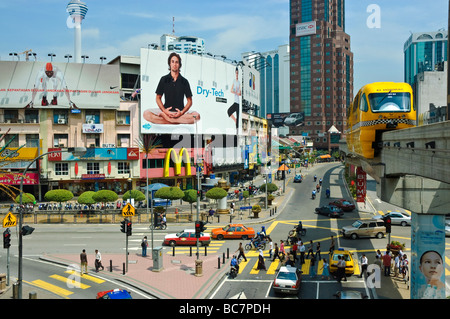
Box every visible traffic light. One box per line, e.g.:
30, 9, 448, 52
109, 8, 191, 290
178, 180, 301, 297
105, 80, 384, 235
384, 216, 392, 233
121, 219, 127, 233
126, 220, 132, 236
199, 221, 207, 233
3, 229, 11, 249
195, 221, 201, 238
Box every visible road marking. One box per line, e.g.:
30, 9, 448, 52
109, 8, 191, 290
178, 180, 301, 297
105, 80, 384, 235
238, 259, 250, 273
301, 259, 311, 275
50, 274, 91, 289
28, 279, 73, 297
266, 259, 280, 275
65, 270, 105, 284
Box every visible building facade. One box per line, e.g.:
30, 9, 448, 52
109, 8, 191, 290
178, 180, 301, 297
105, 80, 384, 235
404, 30, 448, 86
289, 0, 353, 150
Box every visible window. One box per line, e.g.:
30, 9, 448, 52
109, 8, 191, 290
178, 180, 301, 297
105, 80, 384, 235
86, 134, 100, 148
55, 163, 69, 176
25, 110, 39, 123
117, 134, 130, 147
87, 162, 100, 174
54, 110, 68, 125
4, 110, 18, 123
54, 134, 68, 147
26, 134, 39, 147
118, 162, 130, 174
368, 92, 411, 112
85, 110, 100, 124
116, 111, 130, 125
3, 134, 19, 147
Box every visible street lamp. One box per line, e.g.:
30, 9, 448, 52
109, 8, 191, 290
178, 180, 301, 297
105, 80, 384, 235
65, 54, 73, 62
48, 53, 56, 61
17, 147, 86, 299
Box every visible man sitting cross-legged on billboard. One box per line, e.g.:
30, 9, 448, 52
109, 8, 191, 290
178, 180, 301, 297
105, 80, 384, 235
143, 52, 200, 125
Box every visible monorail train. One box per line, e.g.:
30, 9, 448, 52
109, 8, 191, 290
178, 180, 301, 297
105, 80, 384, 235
346, 82, 416, 159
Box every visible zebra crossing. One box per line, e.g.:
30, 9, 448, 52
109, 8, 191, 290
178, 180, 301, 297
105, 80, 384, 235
24, 270, 106, 298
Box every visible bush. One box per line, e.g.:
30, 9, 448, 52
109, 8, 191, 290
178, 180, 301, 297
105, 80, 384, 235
44, 189, 74, 202
259, 182, 278, 194
205, 187, 228, 200
252, 205, 261, 212
92, 190, 119, 203
77, 191, 96, 204
15, 193, 36, 204
123, 189, 146, 201
154, 187, 185, 200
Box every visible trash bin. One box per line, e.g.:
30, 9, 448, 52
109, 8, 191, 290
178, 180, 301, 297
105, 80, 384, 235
152, 246, 163, 272
195, 259, 203, 277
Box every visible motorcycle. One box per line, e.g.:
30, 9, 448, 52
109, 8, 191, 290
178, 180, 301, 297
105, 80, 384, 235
229, 263, 239, 279
326, 189, 330, 198
149, 222, 167, 230
312, 192, 316, 200
245, 238, 266, 250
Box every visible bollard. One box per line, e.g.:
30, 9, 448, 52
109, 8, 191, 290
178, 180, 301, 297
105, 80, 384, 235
110, 260, 113, 272
227, 248, 229, 259
29, 291, 37, 299
123, 262, 125, 275
172, 246, 175, 256
12, 282, 19, 299
222, 252, 225, 264
218, 257, 221, 269
204, 245, 207, 256
190, 246, 192, 257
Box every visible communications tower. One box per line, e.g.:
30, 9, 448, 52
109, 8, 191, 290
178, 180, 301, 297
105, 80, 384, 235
66, 0, 88, 63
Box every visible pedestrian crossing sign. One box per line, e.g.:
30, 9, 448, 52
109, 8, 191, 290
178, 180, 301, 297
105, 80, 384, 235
122, 203, 135, 217
3, 212, 17, 228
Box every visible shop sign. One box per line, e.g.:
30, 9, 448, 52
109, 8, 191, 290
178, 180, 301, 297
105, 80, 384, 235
81, 174, 105, 180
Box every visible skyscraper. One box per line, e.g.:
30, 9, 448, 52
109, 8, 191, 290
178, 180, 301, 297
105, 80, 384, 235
289, 0, 353, 150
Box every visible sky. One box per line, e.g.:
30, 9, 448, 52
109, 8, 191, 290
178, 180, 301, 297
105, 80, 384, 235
0, 0, 448, 91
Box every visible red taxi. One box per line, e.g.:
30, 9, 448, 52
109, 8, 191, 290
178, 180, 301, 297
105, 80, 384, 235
163, 229, 211, 247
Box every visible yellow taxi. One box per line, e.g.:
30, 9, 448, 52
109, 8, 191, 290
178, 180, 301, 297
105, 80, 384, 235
329, 249, 355, 275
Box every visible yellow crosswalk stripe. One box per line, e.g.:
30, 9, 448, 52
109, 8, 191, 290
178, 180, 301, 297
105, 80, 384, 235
50, 274, 91, 289
29, 279, 73, 297
249, 259, 260, 274
317, 259, 324, 275
353, 258, 360, 276
238, 259, 250, 273
301, 259, 311, 275
65, 270, 105, 284
267, 259, 280, 275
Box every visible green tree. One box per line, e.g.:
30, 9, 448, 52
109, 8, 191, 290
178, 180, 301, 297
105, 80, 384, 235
205, 187, 228, 209
259, 182, 278, 194
154, 187, 185, 211
15, 193, 36, 204
44, 189, 74, 211
92, 190, 119, 204
77, 191, 96, 205
182, 189, 197, 216
123, 190, 146, 202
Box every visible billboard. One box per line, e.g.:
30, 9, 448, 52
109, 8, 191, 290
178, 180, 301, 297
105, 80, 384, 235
267, 112, 304, 127
296, 21, 317, 37
0, 61, 120, 109
242, 65, 260, 105
140, 49, 242, 136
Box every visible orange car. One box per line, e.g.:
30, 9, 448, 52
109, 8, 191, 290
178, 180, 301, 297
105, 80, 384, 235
211, 224, 256, 240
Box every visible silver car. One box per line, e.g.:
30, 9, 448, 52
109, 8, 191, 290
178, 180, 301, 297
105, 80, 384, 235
375, 212, 411, 227
272, 266, 302, 295
445, 219, 450, 237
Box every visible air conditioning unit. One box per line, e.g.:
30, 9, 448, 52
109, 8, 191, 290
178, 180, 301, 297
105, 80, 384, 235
58, 118, 66, 124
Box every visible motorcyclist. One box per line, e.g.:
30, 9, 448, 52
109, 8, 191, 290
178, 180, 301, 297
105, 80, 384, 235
312, 189, 316, 199
326, 188, 330, 198
319, 178, 323, 186
296, 221, 303, 234
314, 175, 317, 182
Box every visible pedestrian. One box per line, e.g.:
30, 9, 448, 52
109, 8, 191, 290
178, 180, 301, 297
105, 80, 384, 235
95, 249, 104, 272
268, 237, 273, 259
279, 240, 286, 260
360, 254, 368, 278
310, 255, 316, 277
235, 242, 247, 262
292, 241, 298, 262
307, 240, 314, 258
329, 236, 335, 255
315, 241, 321, 260
257, 248, 266, 270
273, 243, 281, 261
141, 236, 148, 257
337, 255, 347, 282
320, 258, 330, 280
299, 241, 306, 264
401, 254, 409, 281
230, 202, 235, 214
80, 249, 88, 275
394, 254, 400, 277
374, 254, 382, 270
383, 251, 392, 276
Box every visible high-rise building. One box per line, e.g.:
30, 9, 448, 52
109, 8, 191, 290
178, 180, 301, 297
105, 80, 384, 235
160, 35, 205, 55
404, 30, 448, 86
289, 0, 353, 150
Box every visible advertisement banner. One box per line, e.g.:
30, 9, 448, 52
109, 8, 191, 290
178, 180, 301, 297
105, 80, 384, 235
411, 214, 446, 299
356, 167, 366, 203
0, 61, 120, 109
140, 49, 242, 136
47, 147, 139, 161
0, 173, 39, 185
296, 21, 317, 37
242, 65, 260, 106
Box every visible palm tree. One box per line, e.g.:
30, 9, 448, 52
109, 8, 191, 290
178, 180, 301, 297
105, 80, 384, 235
135, 134, 161, 250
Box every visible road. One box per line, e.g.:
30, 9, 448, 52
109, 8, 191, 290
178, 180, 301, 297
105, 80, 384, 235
1, 162, 447, 299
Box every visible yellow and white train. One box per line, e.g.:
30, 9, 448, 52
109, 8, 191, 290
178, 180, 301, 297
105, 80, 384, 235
346, 82, 416, 159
